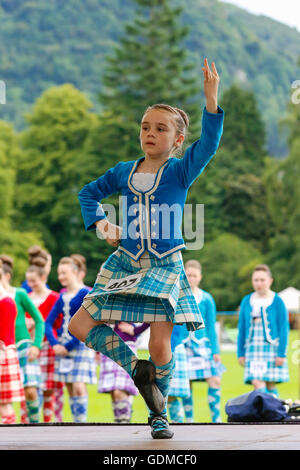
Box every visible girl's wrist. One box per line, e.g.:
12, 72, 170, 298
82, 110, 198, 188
95, 219, 108, 233
205, 98, 218, 114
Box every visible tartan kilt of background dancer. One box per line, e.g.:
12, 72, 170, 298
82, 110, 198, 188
46, 286, 97, 423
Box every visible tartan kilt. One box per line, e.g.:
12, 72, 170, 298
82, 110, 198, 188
168, 344, 190, 398
17, 340, 41, 388
244, 322, 289, 384
185, 336, 226, 381
82, 249, 204, 331
54, 343, 97, 384
0, 343, 25, 403
98, 341, 138, 395
39, 340, 56, 391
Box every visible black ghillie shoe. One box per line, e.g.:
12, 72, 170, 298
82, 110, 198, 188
132, 360, 165, 414
148, 414, 174, 439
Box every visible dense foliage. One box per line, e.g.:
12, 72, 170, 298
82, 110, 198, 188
0, 0, 300, 310
0, 0, 299, 154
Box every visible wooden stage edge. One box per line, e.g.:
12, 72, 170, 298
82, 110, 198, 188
1, 422, 300, 450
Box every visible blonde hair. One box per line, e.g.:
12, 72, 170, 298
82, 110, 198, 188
70, 254, 87, 274
143, 103, 189, 154
59, 255, 87, 273
185, 259, 202, 273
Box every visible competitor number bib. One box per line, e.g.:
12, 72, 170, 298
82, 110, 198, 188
103, 273, 143, 292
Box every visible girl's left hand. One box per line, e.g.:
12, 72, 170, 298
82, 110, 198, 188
202, 58, 220, 113
117, 322, 135, 336
275, 357, 285, 367
53, 344, 69, 357
28, 345, 40, 362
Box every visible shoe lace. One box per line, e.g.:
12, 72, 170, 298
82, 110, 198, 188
151, 415, 168, 431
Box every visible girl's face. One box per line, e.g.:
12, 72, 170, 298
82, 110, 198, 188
26, 272, 45, 292
140, 109, 184, 159
252, 270, 273, 295
185, 267, 202, 289
57, 263, 77, 287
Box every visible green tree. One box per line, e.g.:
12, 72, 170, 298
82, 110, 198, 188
0, 121, 43, 284
99, 0, 201, 142
219, 84, 267, 173
14, 84, 101, 287
186, 85, 270, 247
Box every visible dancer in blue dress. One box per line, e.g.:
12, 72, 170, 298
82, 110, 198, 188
69, 58, 224, 438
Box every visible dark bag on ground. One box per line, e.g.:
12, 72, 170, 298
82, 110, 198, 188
225, 391, 288, 422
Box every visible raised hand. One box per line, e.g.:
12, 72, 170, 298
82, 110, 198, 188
202, 58, 220, 113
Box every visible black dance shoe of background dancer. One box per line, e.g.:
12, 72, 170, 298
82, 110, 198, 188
132, 360, 165, 415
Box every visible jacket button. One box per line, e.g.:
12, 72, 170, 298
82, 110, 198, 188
133, 196, 138, 202
151, 232, 156, 237
135, 232, 140, 238
152, 243, 157, 248
152, 220, 156, 226
137, 244, 141, 249
151, 208, 156, 213
150, 195, 155, 201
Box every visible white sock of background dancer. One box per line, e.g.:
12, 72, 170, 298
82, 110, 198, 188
167, 398, 184, 423
53, 382, 64, 422
26, 398, 40, 423
43, 394, 54, 423
112, 397, 133, 423
69, 395, 88, 423
207, 387, 222, 423
182, 394, 194, 423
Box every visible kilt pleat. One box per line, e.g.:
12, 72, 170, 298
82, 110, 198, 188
168, 344, 190, 398
17, 340, 41, 388
82, 249, 204, 331
185, 336, 226, 381
54, 343, 97, 384
0, 344, 25, 403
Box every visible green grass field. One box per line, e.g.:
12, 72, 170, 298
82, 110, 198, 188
57, 329, 300, 424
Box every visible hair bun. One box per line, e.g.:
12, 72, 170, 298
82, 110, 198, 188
0, 254, 14, 269
71, 254, 87, 273
28, 245, 48, 267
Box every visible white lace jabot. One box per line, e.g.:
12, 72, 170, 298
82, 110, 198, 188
131, 172, 156, 192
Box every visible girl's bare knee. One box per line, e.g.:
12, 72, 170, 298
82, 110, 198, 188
68, 306, 105, 343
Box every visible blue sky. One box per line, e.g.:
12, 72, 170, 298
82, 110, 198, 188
221, 0, 300, 32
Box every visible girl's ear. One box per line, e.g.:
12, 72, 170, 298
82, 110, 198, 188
175, 134, 185, 147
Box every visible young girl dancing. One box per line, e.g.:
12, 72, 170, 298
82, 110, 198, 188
69, 58, 224, 438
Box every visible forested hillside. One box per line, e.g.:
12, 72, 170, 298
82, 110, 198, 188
0, 0, 299, 155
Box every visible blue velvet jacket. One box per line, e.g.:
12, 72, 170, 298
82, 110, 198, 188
237, 293, 289, 358
78, 106, 224, 261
